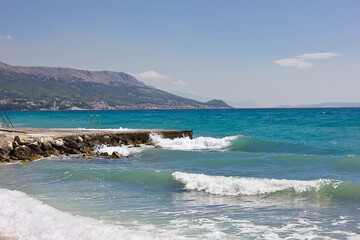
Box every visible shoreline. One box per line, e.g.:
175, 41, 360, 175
3, 107, 360, 112
0, 128, 193, 162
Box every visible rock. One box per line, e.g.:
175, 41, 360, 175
65, 140, 82, 149
83, 135, 91, 142
66, 148, 81, 155
53, 145, 70, 154
40, 142, 53, 151
40, 137, 54, 144
12, 141, 20, 148
86, 141, 96, 148
42, 149, 56, 157
78, 152, 96, 158
125, 139, 133, 145
0, 159, 12, 163
4, 142, 13, 151
14, 135, 28, 145
134, 139, 142, 145
21, 159, 30, 163
102, 135, 114, 145
30, 155, 42, 161
79, 145, 91, 153
100, 152, 108, 156
28, 144, 43, 154
112, 135, 122, 142
12, 146, 34, 160
0, 148, 9, 159
134, 143, 141, 148
155, 145, 163, 149
111, 151, 123, 158
52, 139, 64, 146
75, 136, 83, 143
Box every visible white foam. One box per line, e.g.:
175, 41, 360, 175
150, 133, 238, 151
211, 216, 359, 240
0, 188, 180, 240
172, 172, 334, 196
0, 187, 357, 240
96, 144, 149, 157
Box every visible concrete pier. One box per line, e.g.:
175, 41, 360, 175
0, 128, 193, 162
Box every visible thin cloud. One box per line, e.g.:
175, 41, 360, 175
296, 52, 340, 60
274, 52, 340, 69
0, 35, 13, 40
274, 58, 314, 69
173, 80, 188, 86
130, 70, 169, 80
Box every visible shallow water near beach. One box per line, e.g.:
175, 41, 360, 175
1, 109, 360, 239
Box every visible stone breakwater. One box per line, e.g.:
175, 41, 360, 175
0, 128, 193, 163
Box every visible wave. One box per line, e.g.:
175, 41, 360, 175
228, 135, 308, 153
96, 144, 150, 157
62, 169, 179, 187
0, 188, 180, 240
2, 188, 356, 240
150, 133, 238, 151
172, 172, 360, 199
149, 134, 338, 155
97, 133, 344, 156
226, 135, 348, 155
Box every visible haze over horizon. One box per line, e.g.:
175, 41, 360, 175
0, 0, 359, 107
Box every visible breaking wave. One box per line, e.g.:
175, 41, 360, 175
96, 144, 150, 157
149, 133, 334, 155
172, 172, 360, 199
95, 133, 344, 156
0, 188, 180, 240
150, 133, 238, 151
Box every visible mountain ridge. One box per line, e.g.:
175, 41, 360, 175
0, 61, 232, 110
274, 102, 360, 108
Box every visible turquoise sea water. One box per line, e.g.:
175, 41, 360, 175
1, 109, 360, 239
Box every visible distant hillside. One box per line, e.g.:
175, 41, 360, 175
274, 102, 360, 108
205, 100, 231, 108
297, 102, 360, 108
0, 61, 232, 110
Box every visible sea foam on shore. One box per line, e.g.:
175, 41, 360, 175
0, 188, 181, 240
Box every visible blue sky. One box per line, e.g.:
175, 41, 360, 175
0, 0, 359, 107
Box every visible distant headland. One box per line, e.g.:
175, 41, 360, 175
0, 61, 232, 111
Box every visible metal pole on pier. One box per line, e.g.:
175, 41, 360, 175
87, 115, 101, 129
96, 115, 101, 129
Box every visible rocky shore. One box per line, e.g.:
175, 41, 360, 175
0, 128, 193, 163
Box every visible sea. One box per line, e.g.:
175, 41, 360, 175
0, 109, 360, 240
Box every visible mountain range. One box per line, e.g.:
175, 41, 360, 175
275, 102, 360, 108
0, 61, 232, 110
